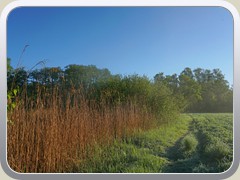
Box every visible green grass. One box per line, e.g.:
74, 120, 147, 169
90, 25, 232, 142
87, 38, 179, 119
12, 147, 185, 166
179, 133, 198, 158
191, 113, 233, 173
76, 142, 169, 173
73, 113, 233, 173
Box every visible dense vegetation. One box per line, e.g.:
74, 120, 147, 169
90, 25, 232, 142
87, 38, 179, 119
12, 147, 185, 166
7, 58, 233, 173
75, 114, 232, 173
7, 59, 233, 114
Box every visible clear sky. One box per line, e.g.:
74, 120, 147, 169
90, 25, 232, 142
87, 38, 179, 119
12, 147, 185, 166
7, 7, 233, 84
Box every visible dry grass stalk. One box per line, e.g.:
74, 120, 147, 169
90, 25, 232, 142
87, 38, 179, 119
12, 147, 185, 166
7, 86, 154, 173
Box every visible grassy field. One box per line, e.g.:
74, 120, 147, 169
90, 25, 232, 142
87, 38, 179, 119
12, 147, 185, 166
8, 111, 233, 173
76, 113, 233, 173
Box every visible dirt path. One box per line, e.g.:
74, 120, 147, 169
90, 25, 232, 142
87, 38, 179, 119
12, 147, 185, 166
163, 119, 201, 173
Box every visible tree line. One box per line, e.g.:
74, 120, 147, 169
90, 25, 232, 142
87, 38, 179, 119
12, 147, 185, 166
7, 58, 233, 115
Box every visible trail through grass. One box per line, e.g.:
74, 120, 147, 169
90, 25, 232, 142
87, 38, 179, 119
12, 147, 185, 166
76, 113, 233, 173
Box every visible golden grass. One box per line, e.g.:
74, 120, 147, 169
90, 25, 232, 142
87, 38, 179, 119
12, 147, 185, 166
7, 86, 154, 173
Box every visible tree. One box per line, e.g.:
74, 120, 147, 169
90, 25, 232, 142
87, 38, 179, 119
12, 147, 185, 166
64, 64, 111, 89
192, 68, 232, 112
8, 67, 28, 90
178, 68, 202, 112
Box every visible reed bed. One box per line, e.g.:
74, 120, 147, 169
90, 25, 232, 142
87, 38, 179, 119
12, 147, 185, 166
7, 86, 154, 173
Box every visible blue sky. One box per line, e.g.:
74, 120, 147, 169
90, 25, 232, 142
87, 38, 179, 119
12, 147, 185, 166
7, 7, 233, 84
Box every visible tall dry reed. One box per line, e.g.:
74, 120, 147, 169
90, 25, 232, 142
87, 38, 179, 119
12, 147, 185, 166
7, 86, 154, 173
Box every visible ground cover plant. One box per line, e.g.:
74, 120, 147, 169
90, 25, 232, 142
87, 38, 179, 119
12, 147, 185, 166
76, 113, 232, 173
7, 61, 233, 173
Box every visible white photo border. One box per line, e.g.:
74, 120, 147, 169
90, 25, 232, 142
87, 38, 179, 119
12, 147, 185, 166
0, 0, 239, 179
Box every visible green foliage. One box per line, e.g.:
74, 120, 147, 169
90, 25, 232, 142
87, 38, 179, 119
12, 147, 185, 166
7, 58, 13, 72
204, 140, 231, 161
7, 87, 19, 111
76, 115, 193, 173
92, 74, 181, 124
7, 57, 233, 115
7, 87, 19, 124
178, 69, 202, 111
148, 83, 181, 123
191, 113, 233, 172
165, 114, 232, 173
63, 64, 111, 88
192, 163, 210, 173
155, 67, 233, 113
6, 57, 233, 173
179, 134, 198, 158
76, 141, 169, 173
75, 114, 232, 173
95, 74, 152, 103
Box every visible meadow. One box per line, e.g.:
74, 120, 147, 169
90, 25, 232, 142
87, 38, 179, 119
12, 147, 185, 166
7, 7, 234, 174
69, 113, 233, 173
7, 98, 233, 173
7, 64, 233, 173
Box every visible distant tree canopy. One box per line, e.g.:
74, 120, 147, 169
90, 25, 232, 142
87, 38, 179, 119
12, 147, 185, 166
154, 67, 233, 113
7, 58, 233, 113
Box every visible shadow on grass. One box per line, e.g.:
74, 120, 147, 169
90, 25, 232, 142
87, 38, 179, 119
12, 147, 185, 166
164, 119, 201, 173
